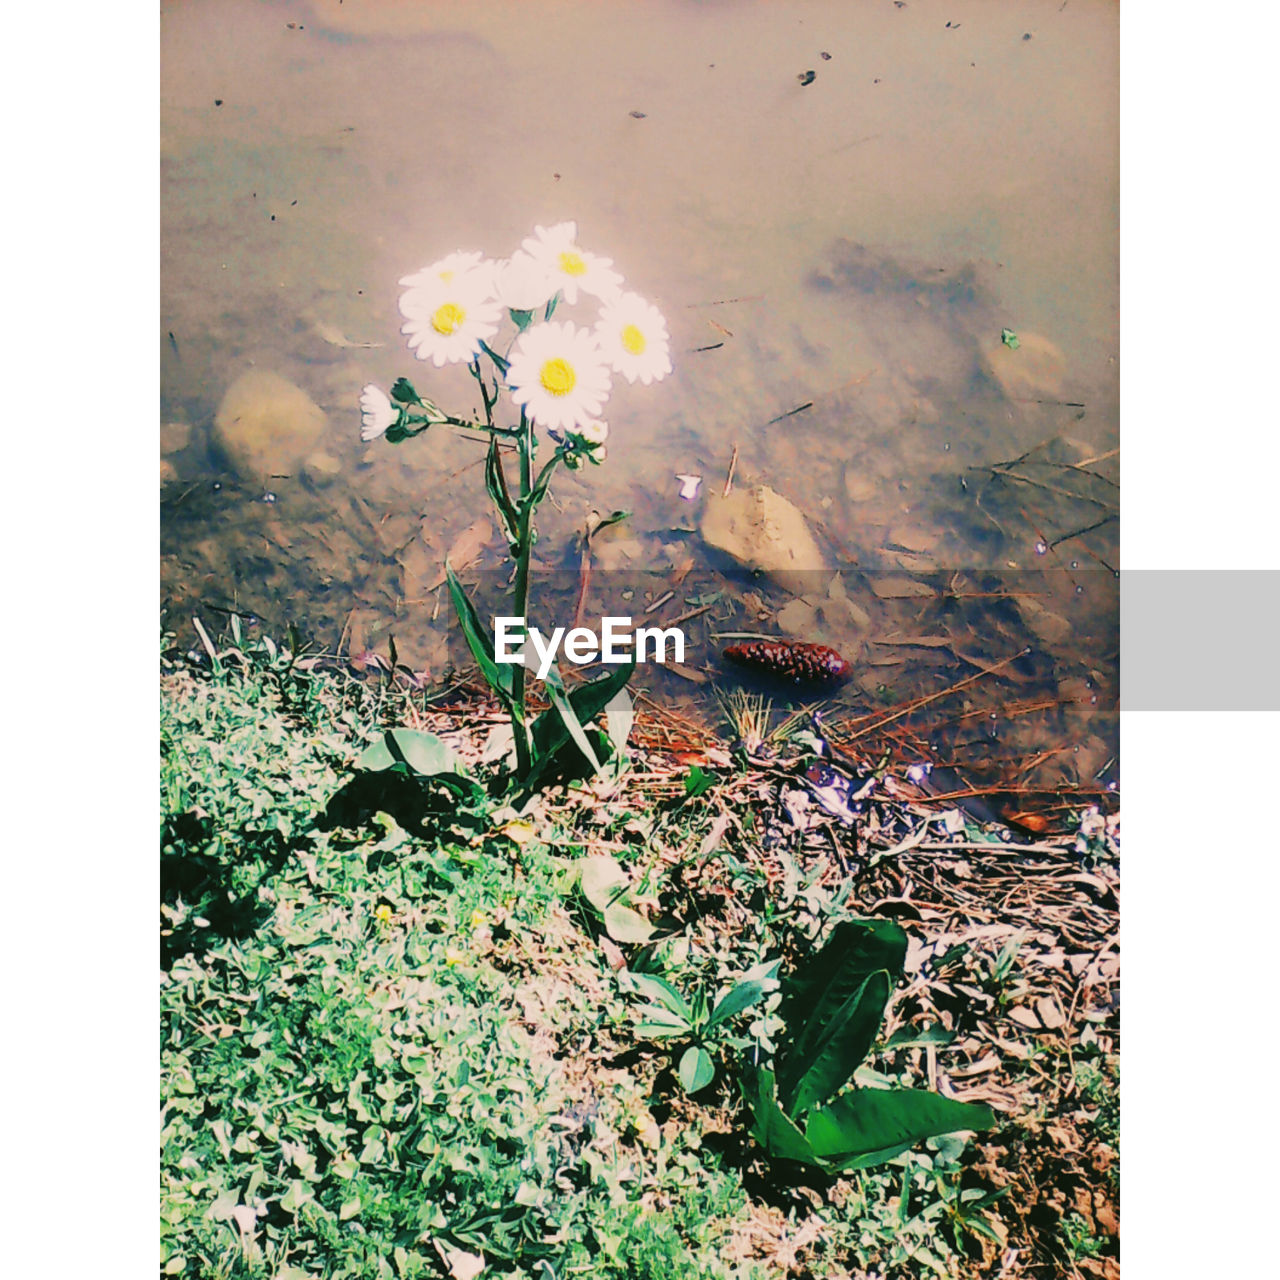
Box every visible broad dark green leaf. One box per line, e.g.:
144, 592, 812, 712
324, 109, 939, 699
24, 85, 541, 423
679, 1046, 715, 1093
742, 1067, 819, 1165
781, 970, 892, 1116
804, 1087, 995, 1171
683, 765, 715, 797
776, 919, 907, 1115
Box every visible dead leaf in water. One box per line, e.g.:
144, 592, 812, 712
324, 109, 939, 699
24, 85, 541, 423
871, 576, 935, 599
445, 518, 492, 570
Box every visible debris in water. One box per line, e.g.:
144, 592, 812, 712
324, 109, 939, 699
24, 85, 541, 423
1000, 327, 1021, 350
797, 70, 816, 86
723, 639, 850, 683
676, 473, 703, 500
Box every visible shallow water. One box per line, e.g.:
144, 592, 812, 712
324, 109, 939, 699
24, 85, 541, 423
161, 0, 1119, 798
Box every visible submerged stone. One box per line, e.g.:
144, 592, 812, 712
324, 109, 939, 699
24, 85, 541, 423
213, 370, 328, 481
980, 331, 1067, 401
700, 484, 827, 592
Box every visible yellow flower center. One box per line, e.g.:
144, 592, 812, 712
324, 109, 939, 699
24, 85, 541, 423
621, 324, 647, 356
439, 269, 455, 283
558, 250, 587, 277
431, 301, 466, 335
539, 357, 577, 397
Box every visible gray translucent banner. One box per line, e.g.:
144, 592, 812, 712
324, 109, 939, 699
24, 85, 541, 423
1122, 570, 1280, 710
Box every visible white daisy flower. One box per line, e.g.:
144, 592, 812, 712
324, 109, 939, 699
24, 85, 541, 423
595, 292, 672, 385
506, 321, 612, 432
398, 250, 496, 295
359, 384, 397, 441
575, 418, 609, 445
399, 276, 503, 368
521, 221, 623, 306
494, 251, 557, 313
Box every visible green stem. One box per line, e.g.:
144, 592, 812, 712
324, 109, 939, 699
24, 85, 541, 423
511, 410, 535, 776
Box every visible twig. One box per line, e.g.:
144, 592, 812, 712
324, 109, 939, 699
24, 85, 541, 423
765, 402, 813, 426
723, 443, 739, 497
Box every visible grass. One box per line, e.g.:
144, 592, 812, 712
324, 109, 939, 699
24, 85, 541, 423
160, 629, 1118, 1279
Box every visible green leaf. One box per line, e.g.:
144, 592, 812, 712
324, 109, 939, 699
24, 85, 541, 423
603, 688, 634, 753
603, 900, 654, 944
541, 665, 604, 774
777, 918, 908, 1116
784, 970, 892, 1116
803, 1087, 995, 1171
579, 855, 629, 913
445, 562, 514, 701
485, 436, 521, 552
1000, 327, 1020, 350
633, 1017, 692, 1040
742, 1067, 819, 1164
585, 509, 631, 546
355, 729, 459, 777
526, 657, 636, 784
683, 764, 715, 797
679, 1046, 715, 1093
705, 973, 778, 1032
621, 971, 693, 1024
883, 1024, 956, 1050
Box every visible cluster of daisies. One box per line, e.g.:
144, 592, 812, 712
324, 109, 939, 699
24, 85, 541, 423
359, 221, 671, 456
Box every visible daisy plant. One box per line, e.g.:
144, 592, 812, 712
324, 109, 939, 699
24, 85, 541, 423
359, 222, 671, 788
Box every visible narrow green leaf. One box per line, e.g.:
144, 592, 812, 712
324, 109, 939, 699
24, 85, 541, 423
445, 562, 513, 699
604, 688, 634, 753
485, 435, 520, 552
621, 972, 693, 1024
542, 667, 604, 774
705, 975, 777, 1032
478, 339, 510, 376
585, 509, 631, 546
525, 658, 636, 785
